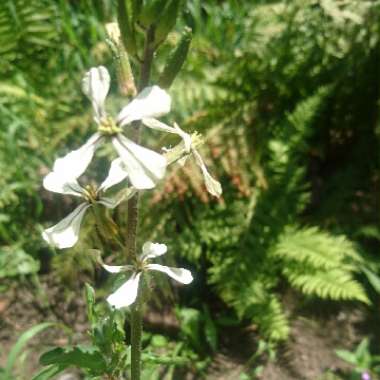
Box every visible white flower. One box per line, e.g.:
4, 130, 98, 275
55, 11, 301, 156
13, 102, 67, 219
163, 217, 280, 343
160, 123, 222, 197
42, 159, 135, 249
103, 242, 193, 309
141, 118, 192, 153
48, 66, 171, 190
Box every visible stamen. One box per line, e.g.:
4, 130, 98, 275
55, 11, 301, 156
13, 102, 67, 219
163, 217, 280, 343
98, 116, 122, 136
83, 184, 99, 203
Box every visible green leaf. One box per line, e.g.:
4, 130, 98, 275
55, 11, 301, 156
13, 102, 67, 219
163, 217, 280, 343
31, 364, 64, 380
39, 346, 107, 372
177, 308, 202, 352
151, 334, 168, 348
0, 247, 40, 278
361, 267, 380, 294
4, 323, 55, 379
85, 283, 96, 326
203, 306, 218, 352
272, 227, 370, 304
355, 338, 369, 360
336, 349, 358, 365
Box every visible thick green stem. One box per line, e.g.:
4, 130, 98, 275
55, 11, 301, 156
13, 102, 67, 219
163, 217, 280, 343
128, 26, 155, 380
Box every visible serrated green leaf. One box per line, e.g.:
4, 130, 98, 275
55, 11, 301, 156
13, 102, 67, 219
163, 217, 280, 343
39, 346, 107, 372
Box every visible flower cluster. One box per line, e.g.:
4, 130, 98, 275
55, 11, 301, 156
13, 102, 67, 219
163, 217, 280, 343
42, 66, 221, 308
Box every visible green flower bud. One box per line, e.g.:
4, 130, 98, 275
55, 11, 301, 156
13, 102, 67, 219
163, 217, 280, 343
117, 0, 137, 55
158, 26, 192, 89
154, 0, 182, 45
131, 0, 143, 20
106, 22, 137, 96
139, 0, 169, 28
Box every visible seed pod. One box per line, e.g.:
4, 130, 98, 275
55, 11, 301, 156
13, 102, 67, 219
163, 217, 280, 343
158, 27, 192, 89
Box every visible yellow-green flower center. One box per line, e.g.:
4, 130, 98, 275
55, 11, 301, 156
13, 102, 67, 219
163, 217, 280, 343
98, 116, 122, 136
83, 184, 98, 203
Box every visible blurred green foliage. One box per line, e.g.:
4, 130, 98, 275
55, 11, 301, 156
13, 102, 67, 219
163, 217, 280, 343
336, 337, 380, 380
0, 0, 379, 347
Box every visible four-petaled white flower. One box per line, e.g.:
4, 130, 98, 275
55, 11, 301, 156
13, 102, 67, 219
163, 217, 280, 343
42, 159, 134, 249
160, 121, 222, 197
48, 66, 174, 190
103, 242, 193, 309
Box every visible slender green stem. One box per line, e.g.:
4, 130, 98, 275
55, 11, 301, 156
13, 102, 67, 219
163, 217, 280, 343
130, 296, 143, 380
128, 26, 155, 380
126, 26, 155, 259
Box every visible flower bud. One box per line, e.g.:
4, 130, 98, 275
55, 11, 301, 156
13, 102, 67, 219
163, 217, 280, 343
131, 0, 143, 20
138, 0, 169, 28
158, 27, 192, 89
154, 0, 182, 45
117, 0, 137, 55
106, 22, 137, 96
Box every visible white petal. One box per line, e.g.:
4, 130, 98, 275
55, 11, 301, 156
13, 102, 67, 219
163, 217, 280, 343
146, 264, 193, 284
52, 133, 103, 180
200, 166, 222, 197
142, 119, 192, 152
112, 134, 167, 189
82, 66, 110, 122
140, 242, 167, 261
42, 203, 90, 249
107, 272, 141, 308
97, 196, 119, 209
98, 158, 129, 192
192, 148, 222, 197
102, 264, 133, 273
173, 123, 192, 153
43, 172, 84, 197
97, 189, 135, 209
117, 86, 171, 126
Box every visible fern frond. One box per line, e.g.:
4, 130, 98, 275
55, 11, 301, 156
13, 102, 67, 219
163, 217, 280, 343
284, 267, 369, 304
272, 226, 369, 303
271, 226, 362, 270
0, 0, 59, 66
232, 280, 290, 342
286, 85, 331, 149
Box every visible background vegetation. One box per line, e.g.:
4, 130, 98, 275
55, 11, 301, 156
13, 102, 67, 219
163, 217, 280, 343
0, 0, 379, 379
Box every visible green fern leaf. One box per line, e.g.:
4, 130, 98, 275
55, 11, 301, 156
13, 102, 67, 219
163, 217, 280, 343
271, 226, 362, 270
284, 267, 369, 304
272, 226, 369, 304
